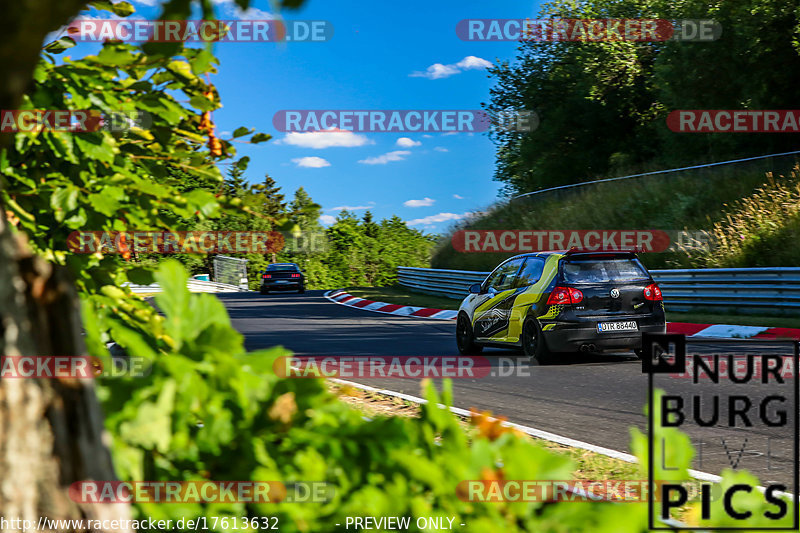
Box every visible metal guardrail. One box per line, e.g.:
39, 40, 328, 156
126, 279, 250, 294
397, 267, 488, 299
397, 266, 800, 314
650, 267, 800, 314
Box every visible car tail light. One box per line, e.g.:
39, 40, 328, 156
291, 273, 301, 278
547, 286, 583, 305
643, 283, 662, 301
264, 274, 272, 279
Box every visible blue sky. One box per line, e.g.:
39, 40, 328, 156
87, 0, 543, 232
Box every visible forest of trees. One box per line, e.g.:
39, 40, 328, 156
488, 0, 800, 194
146, 165, 437, 290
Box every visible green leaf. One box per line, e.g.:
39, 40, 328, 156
189, 48, 217, 75
184, 189, 220, 217
44, 37, 76, 54
74, 134, 117, 163
251, 132, 271, 143
189, 94, 216, 111
235, 156, 250, 170
110, 1, 135, 17
51, 186, 79, 219
167, 60, 196, 82
153, 260, 191, 348
233, 126, 253, 138
44, 132, 78, 164
118, 381, 175, 453
88, 187, 125, 216
95, 45, 138, 66
126, 267, 155, 286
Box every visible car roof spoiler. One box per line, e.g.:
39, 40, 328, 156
562, 249, 639, 259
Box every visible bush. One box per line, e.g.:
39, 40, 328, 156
686, 166, 800, 267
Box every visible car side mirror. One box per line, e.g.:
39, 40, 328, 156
469, 283, 482, 294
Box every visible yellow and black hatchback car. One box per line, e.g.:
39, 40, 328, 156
456, 250, 666, 363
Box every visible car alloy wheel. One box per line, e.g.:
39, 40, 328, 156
523, 318, 552, 365
456, 315, 482, 354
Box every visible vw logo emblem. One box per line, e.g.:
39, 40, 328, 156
610, 288, 620, 299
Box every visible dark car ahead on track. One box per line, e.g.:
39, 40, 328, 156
260, 263, 305, 294
456, 250, 666, 363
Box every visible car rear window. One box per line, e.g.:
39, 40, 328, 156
561, 258, 650, 284
267, 265, 299, 271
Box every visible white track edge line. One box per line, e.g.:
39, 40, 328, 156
330, 377, 730, 482
333, 377, 797, 500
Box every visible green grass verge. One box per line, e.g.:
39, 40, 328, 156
343, 285, 459, 310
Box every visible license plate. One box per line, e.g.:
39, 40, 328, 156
275, 280, 289, 284
597, 321, 638, 333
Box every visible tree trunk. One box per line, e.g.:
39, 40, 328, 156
0, 1, 132, 531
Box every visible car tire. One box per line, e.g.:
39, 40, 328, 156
298, 286, 305, 294
522, 318, 553, 365
260, 288, 269, 295
456, 314, 483, 354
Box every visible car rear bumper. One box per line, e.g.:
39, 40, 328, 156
262, 280, 303, 290
542, 313, 666, 352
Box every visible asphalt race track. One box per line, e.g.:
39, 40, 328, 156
220, 290, 798, 489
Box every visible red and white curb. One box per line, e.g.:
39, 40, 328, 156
667, 322, 800, 340
325, 290, 458, 320
325, 290, 800, 339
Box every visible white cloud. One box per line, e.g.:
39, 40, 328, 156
327, 202, 376, 212
214, 0, 274, 19
236, 7, 273, 20
279, 129, 372, 149
319, 214, 336, 225
404, 197, 435, 208
358, 150, 410, 165
396, 137, 421, 148
434, 146, 449, 152
291, 156, 330, 168
453, 194, 464, 199
406, 212, 471, 226
456, 55, 493, 69
442, 131, 459, 136
422, 134, 433, 138
410, 55, 493, 79
410, 63, 460, 80
131, 0, 158, 5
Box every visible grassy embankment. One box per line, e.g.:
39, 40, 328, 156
431, 158, 800, 273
